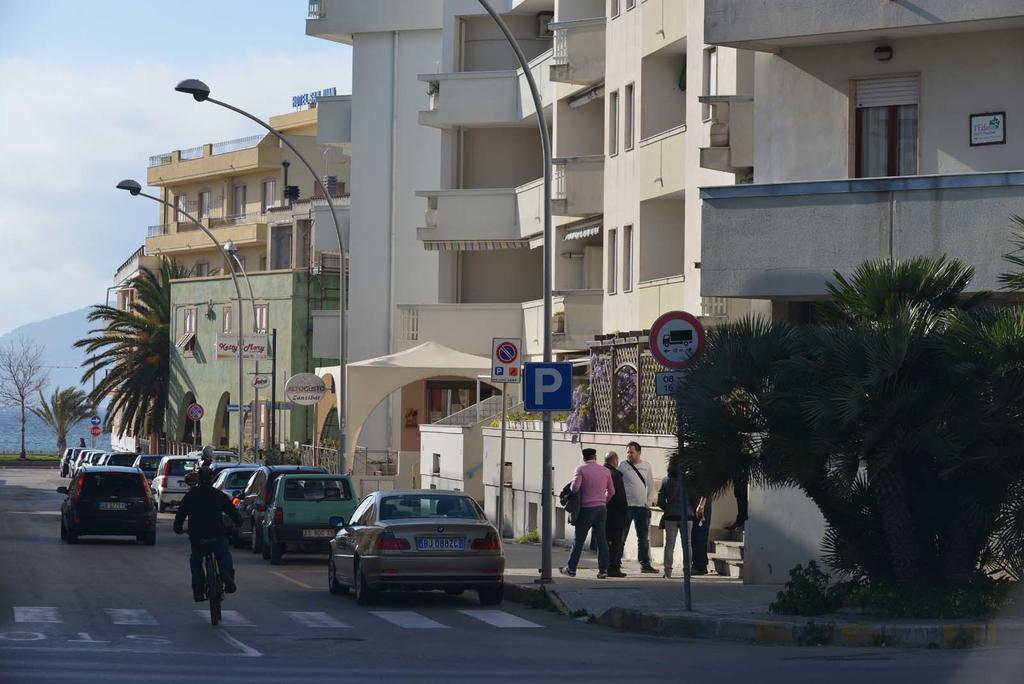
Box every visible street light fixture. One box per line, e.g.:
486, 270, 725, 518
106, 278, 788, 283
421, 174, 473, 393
175, 79, 350, 474
116, 179, 246, 463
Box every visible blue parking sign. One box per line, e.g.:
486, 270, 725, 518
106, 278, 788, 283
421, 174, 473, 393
523, 363, 573, 412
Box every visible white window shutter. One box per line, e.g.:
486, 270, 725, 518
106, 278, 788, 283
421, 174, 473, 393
855, 76, 919, 108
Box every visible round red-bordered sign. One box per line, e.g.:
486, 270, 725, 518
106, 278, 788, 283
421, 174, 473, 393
89, 425, 103, 437
186, 403, 205, 422
649, 310, 705, 369
496, 341, 519, 364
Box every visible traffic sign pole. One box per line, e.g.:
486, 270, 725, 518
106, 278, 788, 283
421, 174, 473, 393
497, 389, 508, 540
490, 338, 521, 541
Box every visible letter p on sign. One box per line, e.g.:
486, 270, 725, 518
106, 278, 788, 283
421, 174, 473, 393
523, 362, 573, 412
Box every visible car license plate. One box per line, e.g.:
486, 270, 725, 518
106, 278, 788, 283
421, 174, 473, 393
98, 502, 128, 511
416, 536, 465, 551
176, 480, 187, 488
302, 529, 335, 539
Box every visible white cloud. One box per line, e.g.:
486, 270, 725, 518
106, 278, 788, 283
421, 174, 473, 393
0, 47, 351, 335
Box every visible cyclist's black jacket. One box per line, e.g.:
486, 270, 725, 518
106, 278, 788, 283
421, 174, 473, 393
173, 484, 242, 542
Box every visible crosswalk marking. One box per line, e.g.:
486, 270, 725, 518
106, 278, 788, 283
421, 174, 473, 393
370, 611, 449, 629
458, 610, 543, 629
284, 611, 351, 628
193, 609, 254, 627
105, 609, 157, 626
14, 607, 61, 623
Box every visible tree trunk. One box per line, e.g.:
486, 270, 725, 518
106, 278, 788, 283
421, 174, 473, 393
19, 401, 26, 459
868, 459, 922, 583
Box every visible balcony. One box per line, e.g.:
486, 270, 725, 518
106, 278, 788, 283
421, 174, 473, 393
305, 0, 443, 44
550, 17, 605, 86
638, 275, 686, 326
146, 135, 279, 186
704, 0, 1024, 50
638, 125, 687, 201
146, 219, 268, 257
396, 304, 524, 356
317, 95, 352, 149
642, 0, 687, 56
700, 171, 1024, 299
417, 177, 545, 245
552, 156, 603, 217
698, 95, 753, 177
418, 49, 554, 129
522, 290, 603, 356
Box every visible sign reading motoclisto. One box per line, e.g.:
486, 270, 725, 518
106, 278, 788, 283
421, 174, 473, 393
284, 373, 327, 406
216, 334, 269, 360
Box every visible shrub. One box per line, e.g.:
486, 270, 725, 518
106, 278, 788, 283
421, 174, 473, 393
769, 562, 838, 616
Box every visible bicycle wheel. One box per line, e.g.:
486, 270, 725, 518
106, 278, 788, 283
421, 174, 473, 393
206, 555, 221, 625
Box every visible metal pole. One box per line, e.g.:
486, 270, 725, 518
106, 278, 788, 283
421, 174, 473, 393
477, 0, 554, 584
271, 328, 278, 451
497, 389, 508, 539
135, 192, 247, 463
253, 360, 260, 459
200, 97, 348, 474
229, 252, 260, 463
679, 457, 693, 611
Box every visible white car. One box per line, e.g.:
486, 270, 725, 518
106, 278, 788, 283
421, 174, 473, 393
186, 449, 237, 463
152, 456, 199, 512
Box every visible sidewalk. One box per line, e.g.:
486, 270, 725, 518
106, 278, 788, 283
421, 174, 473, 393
501, 542, 1024, 649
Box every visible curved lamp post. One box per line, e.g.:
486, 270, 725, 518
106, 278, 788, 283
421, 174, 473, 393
476, 0, 555, 583
116, 179, 246, 463
175, 78, 349, 474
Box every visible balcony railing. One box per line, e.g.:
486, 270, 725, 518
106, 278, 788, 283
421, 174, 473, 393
211, 134, 264, 156
307, 0, 324, 19
179, 145, 203, 161
148, 153, 172, 168
147, 224, 169, 237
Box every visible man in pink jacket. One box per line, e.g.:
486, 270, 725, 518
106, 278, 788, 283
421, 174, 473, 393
560, 448, 615, 579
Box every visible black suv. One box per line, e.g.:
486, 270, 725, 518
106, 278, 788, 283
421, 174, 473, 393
58, 466, 157, 545
235, 465, 326, 551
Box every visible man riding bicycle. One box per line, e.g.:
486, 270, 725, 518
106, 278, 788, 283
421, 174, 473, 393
173, 464, 242, 602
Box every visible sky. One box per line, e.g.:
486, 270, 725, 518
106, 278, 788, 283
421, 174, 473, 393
0, 1, 353, 336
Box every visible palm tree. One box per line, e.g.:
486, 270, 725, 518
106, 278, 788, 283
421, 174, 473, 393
30, 386, 95, 454
75, 259, 183, 452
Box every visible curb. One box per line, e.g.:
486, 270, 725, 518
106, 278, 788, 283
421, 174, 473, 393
504, 583, 573, 616
0, 462, 59, 469
598, 607, 1016, 649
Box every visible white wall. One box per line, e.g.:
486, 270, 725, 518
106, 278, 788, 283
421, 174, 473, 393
460, 249, 543, 303
641, 53, 686, 139
420, 425, 484, 502
555, 96, 604, 157
753, 29, 1024, 184
744, 485, 828, 585
460, 14, 553, 71
638, 197, 684, 282
462, 128, 545, 188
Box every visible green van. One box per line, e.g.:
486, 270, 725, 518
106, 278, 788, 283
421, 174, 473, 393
260, 473, 357, 565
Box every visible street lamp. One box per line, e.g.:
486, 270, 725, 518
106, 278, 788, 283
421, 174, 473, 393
224, 240, 261, 458
476, 0, 555, 583
116, 179, 246, 463
175, 79, 349, 475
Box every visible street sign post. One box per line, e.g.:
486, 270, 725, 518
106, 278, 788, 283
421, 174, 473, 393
226, 404, 253, 413
490, 338, 522, 541
186, 403, 204, 448
89, 425, 102, 437
523, 363, 573, 412
649, 311, 705, 612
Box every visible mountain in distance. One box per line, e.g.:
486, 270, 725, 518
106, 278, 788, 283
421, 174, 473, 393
0, 307, 95, 393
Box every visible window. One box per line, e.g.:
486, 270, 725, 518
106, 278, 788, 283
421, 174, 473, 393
232, 184, 246, 217
611, 0, 620, 17
702, 47, 718, 121
608, 90, 619, 156
607, 228, 617, 294
194, 262, 209, 277
270, 226, 293, 270
184, 307, 196, 334
281, 478, 352, 501
854, 76, 919, 178
174, 192, 186, 222
623, 225, 633, 292
624, 83, 635, 151
625, 0, 635, 10
176, 307, 197, 352
254, 304, 269, 334
222, 305, 232, 334
432, 453, 441, 476
197, 190, 211, 219
261, 179, 277, 214
379, 494, 483, 521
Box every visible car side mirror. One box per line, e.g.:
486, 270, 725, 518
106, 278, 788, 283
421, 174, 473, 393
56, 486, 69, 495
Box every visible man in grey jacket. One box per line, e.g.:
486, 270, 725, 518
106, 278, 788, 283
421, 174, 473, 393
619, 441, 658, 573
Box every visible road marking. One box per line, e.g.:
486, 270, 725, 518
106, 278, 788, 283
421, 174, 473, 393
284, 611, 351, 628
458, 610, 543, 629
13, 607, 61, 624
370, 611, 449, 629
270, 571, 316, 590
105, 609, 157, 626
193, 610, 253, 627
217, 630, 263, 658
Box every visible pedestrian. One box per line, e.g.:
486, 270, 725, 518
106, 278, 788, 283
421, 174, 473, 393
619, 441, 658, 573
604, 451, 628, 577
657, 472, 685, 579
690, 491, 713, 575
560, 448, 614, 579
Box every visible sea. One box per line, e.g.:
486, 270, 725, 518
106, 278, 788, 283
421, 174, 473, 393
0, 406, 98, 455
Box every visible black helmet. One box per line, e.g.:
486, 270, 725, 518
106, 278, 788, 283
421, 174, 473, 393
197, 466, 215, 484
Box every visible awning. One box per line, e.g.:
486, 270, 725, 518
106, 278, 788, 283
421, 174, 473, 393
175, 332, 195, 350
563, 216, 603, 241
422, 239, 531, 251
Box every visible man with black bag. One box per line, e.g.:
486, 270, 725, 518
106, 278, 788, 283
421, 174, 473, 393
604, 451, 629, 577
559, 448, 614, 578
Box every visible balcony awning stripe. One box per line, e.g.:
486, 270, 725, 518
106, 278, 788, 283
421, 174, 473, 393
422, 239, 531, 252
564, 225, 602, 241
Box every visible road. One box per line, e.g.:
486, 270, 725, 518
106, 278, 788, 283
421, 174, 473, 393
0, 468, 1021, 683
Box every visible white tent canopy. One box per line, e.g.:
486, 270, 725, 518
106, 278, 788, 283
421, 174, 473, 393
319, 341, 493, 465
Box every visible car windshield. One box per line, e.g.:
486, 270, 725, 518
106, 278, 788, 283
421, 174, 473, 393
105, 454, 137, 467
379, 495, 482, 521
166, 459, 198, 476
282, 478, 352, 502
82, 473, 143, 498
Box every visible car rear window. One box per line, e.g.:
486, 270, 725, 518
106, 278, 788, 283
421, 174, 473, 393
166, 459, 198, 476
106, 454, 138, 467
379, 495, 482, 520
282, 478, 352, 502
137, 457, 161, 469
224, 470, 255, 489
82, 473, 143, 498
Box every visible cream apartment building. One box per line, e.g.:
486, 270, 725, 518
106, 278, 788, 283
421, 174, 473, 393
699, 0, 1024, 582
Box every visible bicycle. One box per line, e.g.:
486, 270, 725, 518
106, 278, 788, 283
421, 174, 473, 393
196, 536, 225, 625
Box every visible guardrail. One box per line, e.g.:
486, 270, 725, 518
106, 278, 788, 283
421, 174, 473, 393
211, 134, 264, 156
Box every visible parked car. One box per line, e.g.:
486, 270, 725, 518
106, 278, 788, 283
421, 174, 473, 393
131, 455, 163, 485
60, 448, 82, 477
327, 490, 504, 606
236, 465, 327, 552
187, 449, 237, 463
151, 456, 199, 512
73, 451, 107, 475
100, 452, 139, 468
213, 466, 260, 497
70, 451, 93, 477
57, 466, 157, 545
258, 473, 357, 565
